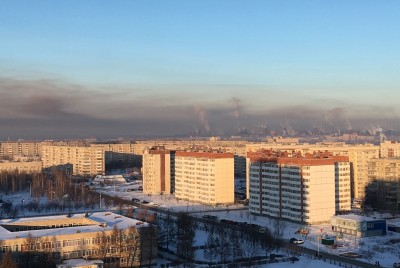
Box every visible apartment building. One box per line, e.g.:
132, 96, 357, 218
246, 142, 379, 200
379, 140, 400, 158
247, 150, 350, 224
0, 141, 42, 159
366, 158, 400, 211
42, 145, 105, 176
142, 149, 174, 194
91, 143, 135, 166
0, 161, 42, 173
174, 151, 234, 205
0, 212, 157, 267
134, 140, 247, 178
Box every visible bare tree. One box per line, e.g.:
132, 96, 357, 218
176, 213, 195, 267
0, 251, 17, 268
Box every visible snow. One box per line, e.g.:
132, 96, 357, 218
259, 257, 346, 268
0, 212, 148, 240
3, 182, 400, 268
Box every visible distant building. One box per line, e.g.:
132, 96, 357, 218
380, 140, 400, 158
142, 149, 174, 195
90, 143, 136, 167
42, 145, 105, 176
92, 174, 127, 185
366, 158, 400, 212
0, 141, 42, 159
174, 151, 234, 205
0, 160, 42, 173
0, 212, 157, 267
331, 214, 387, 237
247, 150, 350, 224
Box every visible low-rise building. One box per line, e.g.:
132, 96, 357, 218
0, 212, 157, 267
0, 160, 42, 173
331, 214, 387, 237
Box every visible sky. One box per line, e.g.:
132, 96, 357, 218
1, 1, 400, 139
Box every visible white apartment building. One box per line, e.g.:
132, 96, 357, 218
174, 151, 234, 205
248, 150, 350, 224
42, 145, 105, 176
142, 149, 173, 195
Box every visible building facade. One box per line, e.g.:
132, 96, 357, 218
174, 151, 234, 205
0, 141, 42, 159
331, 214, 387, 237
247, 150, 350, 224
142, 149, 174, 195
0, 212, 157, 267
246, 142, 379, 200
42, 145, 105, 176
0, 161, 42, 173
366, 157, 400, 212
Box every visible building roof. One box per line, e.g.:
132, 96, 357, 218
0, 212, 148, 240
247, 149, 349, 165
332, 214, 383, 222
176, 151, 234, 159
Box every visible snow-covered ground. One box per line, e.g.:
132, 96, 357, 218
3, 180, 400, 267
95, 181, 400, 268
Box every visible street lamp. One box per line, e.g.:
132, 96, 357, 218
317, 227, 323, 257
27, 181, 31, 197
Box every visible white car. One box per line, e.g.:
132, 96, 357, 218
290, 238, 304, 245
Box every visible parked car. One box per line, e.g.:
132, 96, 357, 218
131, 198, 140, 202
141, 200, 150, 204
289, 238, 304, 245
202, 215, 217, 220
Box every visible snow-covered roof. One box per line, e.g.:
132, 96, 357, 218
332, 214, 383, 222
0, 212, 148, 240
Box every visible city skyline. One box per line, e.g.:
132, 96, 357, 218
1, 1, 399, 138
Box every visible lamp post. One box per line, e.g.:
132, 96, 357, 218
317, 227, 323, 257
27, 181, 31, 197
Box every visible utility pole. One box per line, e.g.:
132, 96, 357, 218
99, 192, 102, 209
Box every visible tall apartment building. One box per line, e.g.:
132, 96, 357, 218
134, 140, 247, 178
379, 140, 400, 158
366, 158, 400, 211
0, 141, 42, 159
246, 142, 379, 200
142, 149, 174, 194
174, 151, 234, 205
247, 150, 350, 224
42, 145, 105, 176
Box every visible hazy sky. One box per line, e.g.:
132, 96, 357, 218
1, 1, 399, 139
